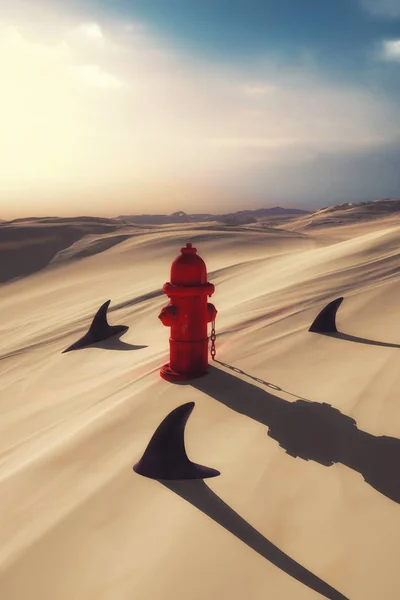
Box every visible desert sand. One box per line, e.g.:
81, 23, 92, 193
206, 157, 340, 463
0, 207, 399, 599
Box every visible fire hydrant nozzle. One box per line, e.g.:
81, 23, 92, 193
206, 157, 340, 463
158, 241, 217, 382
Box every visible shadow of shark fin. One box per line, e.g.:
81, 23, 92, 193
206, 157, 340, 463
133, 402, 220, 480
309, 297, 344, 334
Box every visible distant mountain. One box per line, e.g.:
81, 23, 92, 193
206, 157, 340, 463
234, 207, 308, 217
118, 206, 309, 226
216, 207, 309, 226
118, 212, 191, 224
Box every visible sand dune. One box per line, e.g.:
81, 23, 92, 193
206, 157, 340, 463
282, 199, 400, 235
0, 211, 399, 599
0, 217, 125, 283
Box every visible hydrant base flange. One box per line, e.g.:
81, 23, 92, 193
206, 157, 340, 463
160, 363, 208, 383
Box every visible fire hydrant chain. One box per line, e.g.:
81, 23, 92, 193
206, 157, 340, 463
210, 320, 216, 360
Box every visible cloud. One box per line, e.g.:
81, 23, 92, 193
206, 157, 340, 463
209, 138, 299, 149
0, 4, 399, 217
71, 64, 123, 88
3, 25, 71, 62
237, 138, 400, 207
359, 0, 400, 18
241, 84, 278, 96
381, 39, 400, 61
75, 22, 104, 40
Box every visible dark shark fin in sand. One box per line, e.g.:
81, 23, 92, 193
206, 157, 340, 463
309, 297, 344, 334
133, 402, 220, 480
62, 300, 128, 353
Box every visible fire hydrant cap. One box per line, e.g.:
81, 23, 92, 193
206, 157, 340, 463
170, 242, 207, 285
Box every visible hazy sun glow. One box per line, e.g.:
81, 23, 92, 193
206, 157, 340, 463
0, 1, 399, 218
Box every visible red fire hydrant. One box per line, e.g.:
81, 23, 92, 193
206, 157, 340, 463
158, 242, 217, 382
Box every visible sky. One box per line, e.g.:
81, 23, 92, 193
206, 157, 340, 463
0, 0, 399, 218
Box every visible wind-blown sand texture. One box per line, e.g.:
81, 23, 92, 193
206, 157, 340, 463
0, 209, 399, 599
